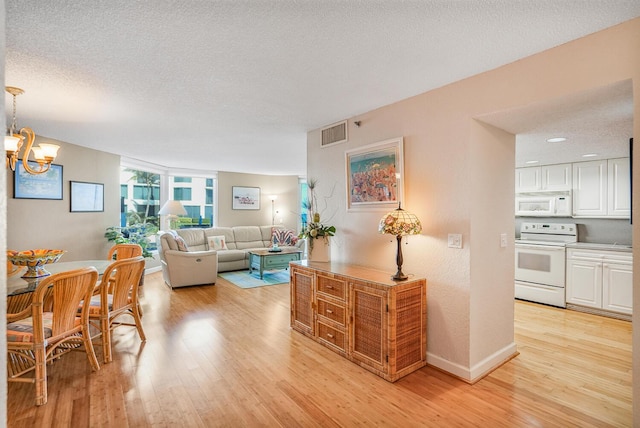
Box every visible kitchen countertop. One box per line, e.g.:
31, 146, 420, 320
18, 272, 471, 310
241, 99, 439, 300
566, 242, 633, 252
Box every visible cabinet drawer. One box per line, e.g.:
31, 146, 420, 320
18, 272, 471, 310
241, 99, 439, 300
317, 321, 346, 352
317, 275, 346, 300
317, 298, 346, 326
264, 253, 300, 266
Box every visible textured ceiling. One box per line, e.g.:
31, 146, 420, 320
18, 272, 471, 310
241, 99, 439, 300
480, 80, 634, 167
5, 1, 640, 176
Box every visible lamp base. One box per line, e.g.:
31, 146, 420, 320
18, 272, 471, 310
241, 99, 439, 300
391, 270, 408, 281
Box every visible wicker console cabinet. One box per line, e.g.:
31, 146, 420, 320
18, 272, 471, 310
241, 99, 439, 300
290, 261, 427, 382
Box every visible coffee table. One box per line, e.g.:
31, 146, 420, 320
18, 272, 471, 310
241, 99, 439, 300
248, 248, 302, 279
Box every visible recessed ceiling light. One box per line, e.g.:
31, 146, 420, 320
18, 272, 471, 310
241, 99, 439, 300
547, 137, 567, 143
582, 153, 598, 158
525, 160, 539, 164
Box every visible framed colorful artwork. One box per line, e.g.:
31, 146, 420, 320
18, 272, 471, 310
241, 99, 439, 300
345, 137, 404, 210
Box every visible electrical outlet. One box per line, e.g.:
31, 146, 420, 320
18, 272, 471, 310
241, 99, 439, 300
448, 233, 462, 249
500, 233, 508, 248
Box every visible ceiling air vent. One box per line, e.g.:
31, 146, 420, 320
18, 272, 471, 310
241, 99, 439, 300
321, 120, 348, 147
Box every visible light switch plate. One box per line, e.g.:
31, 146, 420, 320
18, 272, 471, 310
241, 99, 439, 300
448, 233, 462, 249
500, 233, 508, 248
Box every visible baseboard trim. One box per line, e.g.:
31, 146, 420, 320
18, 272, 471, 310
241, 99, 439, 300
427, 342, 518, 384
566, 303, 631, 321
145, 266, 162, 274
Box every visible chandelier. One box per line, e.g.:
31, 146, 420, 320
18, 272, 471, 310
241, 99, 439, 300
5, 86, 60, 174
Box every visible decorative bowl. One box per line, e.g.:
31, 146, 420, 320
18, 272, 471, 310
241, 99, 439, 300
6, 249, 66, 278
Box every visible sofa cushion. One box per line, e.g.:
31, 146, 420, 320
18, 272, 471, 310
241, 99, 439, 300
176, 229, 208, 251
232, 226, 265, 250
204, 227, 236, 250
216, 249, 247, 263
207, 235, 228, 250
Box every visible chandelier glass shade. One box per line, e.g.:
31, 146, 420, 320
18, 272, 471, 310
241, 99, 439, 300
5, 86, 60, 175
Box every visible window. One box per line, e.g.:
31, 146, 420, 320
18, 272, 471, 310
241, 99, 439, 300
173, 188, 192, 200
169, 175, 215, 227
120, 167, 160, 228
300, 181, 309, 229
133, 185, 160, 200
184, 205, 200, 218
117, 166, 161, 252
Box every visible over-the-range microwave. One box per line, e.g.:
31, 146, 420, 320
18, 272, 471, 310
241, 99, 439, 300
515, 194, 572, 217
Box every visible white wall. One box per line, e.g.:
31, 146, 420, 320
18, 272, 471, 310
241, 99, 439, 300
307, 18, 640, 389
217, 171, 300, 230
6, 138, 120, 261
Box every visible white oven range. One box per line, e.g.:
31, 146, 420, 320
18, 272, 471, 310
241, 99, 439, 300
515, 222, 577, 308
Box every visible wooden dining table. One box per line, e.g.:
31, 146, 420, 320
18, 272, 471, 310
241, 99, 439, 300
7, 260, 112, 313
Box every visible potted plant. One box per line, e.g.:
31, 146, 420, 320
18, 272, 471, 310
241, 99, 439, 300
105, 223, 157, 259
299, 179, 336, 262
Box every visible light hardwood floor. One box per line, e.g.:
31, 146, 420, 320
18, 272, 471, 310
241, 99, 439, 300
7, 271, 632, 427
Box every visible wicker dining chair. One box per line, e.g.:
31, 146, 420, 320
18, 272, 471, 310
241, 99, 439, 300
6, 267, 101, 406
106, 242, 145, 315
86, 256, 146, 363
107, 243, 143, 261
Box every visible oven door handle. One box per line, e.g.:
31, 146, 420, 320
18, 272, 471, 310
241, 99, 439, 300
515, 244, 565, 251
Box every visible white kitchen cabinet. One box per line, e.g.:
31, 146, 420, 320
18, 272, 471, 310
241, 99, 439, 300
566, 248, 632, 315
572, 160, 607, 217
572, 158, 630, 218
541, 163, 572, 191
515, 167, 541, 192
516, 163, 571, 193
603, 262, 633, 314
607, 157, 631, 217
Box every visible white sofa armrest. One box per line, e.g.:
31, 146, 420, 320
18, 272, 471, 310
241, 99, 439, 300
162, 249, 218, 288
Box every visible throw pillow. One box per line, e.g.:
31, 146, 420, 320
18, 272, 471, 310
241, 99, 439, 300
207, 235, 228, 251
174, 235, 189, 252
271, 228, 296, 247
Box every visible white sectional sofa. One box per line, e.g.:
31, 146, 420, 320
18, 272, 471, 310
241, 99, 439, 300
159, 225, 304, 288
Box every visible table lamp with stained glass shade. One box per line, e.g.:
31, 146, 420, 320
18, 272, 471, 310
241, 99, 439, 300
378, 202, 422, 281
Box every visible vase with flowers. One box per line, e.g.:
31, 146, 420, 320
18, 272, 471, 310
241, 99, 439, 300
299, 179, 336, 262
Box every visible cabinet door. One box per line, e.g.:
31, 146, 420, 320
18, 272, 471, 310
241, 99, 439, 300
572, 160, 607, 217
542, 163, 571, 191
290, 269, 314, 335
515, 167, 541, 192
349, 282, 387, 373
602, 262, 633, 315
566, 259, 602, 308
607, 158, 631, 218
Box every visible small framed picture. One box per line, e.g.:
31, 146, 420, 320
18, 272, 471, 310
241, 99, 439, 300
70, 181, 104, 212
232, 186, 260, 210
14, 161, 64, 200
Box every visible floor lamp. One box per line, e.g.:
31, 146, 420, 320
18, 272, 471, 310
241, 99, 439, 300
159, 200, 187, 230
378, 202, 422, 280
269, 195, 278, 225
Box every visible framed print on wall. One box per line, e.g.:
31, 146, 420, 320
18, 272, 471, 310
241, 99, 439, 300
346, 137, 404, 210
70, 181, 104, 212
14, 161, 63, 200
232, 186, 260, 210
